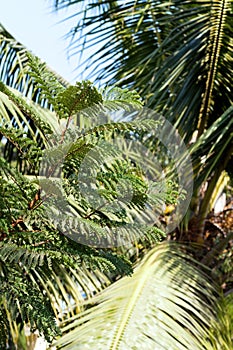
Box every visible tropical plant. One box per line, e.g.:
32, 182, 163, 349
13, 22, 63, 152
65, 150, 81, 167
0, 17, 232, 350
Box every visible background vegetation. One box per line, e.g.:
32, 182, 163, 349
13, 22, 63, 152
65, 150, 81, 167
0, 0, 232, 348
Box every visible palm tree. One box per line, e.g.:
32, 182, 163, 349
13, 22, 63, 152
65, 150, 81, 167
52, 0, 233, 237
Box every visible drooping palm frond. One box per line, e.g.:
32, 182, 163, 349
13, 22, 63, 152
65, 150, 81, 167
54, 243, 219, 350
52, 0, 172, 86
189, 105, 233, 228
0, 25, 70, 171
146, 0, 233, 140
0, 23, 69, 97
52, 0, 233, 141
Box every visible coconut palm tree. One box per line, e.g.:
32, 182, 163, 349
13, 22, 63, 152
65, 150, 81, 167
52, 0, 233, 238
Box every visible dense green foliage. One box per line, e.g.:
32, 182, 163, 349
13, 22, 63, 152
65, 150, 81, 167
1, 0, 233, 346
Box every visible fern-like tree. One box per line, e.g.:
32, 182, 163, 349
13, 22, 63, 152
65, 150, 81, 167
0, 24, 162, 348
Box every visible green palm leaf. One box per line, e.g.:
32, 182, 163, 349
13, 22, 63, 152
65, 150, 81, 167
207, 293, 233, 350
54, 243, 218, 350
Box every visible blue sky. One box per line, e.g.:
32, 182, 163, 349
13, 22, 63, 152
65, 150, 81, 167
1, 0, 82, 83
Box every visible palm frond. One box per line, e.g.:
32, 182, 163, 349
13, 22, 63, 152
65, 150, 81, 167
54, 243, 218, 350
0, 23, 69, 97
52, 1, 233, 141
207, 293, 233, 350
191, 104, 233, 188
